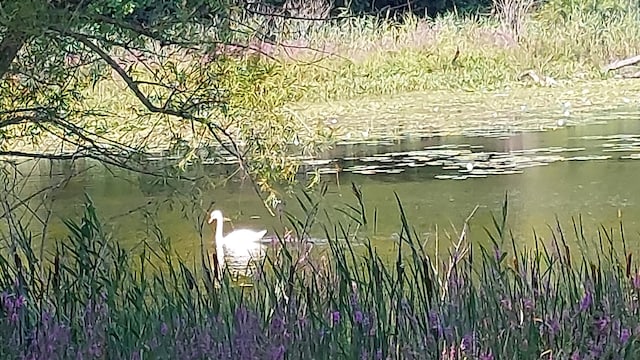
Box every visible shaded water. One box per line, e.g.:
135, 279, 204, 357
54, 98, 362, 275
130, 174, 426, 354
4, 107, 640, 274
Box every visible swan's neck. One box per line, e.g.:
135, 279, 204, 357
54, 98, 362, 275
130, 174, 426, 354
214, 216, 224, 246
214, 216, 225, 277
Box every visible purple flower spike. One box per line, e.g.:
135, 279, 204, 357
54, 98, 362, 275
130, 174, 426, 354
494, 247, 502, 262
523, 298, 534, 311
354, 311, 363, 324
160, 323, 168, 336
595, 317, 610, 333
375, 349, 383, 360
15, 295, 25, 309
620, 328, 632, 344
460, 333, 474, 353
633, 273, 640, 289
547, 316, 560, 337
480, 350, 494, 360
500, 298, 512, 312
270, 345, 285, 360
331, 311, 341, 325
579, 290, 592, 312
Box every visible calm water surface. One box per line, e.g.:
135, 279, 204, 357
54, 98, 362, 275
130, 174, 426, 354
6, 108, 640, 271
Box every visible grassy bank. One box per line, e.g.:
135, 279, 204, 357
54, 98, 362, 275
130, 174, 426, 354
1, 194, 640, 359
266, 1, 640, 101
5, 0, 640, 195
68, 1, 640, 146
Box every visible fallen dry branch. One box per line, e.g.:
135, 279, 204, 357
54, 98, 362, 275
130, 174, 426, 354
602, 55, 640, 72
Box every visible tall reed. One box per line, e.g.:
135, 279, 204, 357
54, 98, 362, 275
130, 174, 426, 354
1, 189, 639, 359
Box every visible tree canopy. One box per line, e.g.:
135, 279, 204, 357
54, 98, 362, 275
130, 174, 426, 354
1, 0, 319, 207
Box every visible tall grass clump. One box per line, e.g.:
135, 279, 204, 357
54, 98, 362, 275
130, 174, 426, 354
231, 0, 640, 103
2, 190, 640, 358
528, 0, 640, 75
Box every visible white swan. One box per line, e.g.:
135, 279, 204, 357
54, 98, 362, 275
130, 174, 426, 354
208, 209, 267, 277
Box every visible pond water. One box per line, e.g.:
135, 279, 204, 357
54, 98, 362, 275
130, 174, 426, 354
4, 105, 640, 274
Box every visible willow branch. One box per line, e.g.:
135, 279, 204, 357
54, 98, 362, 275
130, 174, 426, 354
64, 29, 274, 214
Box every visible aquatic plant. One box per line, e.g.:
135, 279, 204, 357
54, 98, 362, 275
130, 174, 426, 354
1, 189, 640, 359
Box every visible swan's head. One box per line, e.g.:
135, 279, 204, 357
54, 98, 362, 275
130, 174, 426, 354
208, 210, 223, 224
208, 210, 231, 224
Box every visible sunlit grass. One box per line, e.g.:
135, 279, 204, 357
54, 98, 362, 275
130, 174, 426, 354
9, 3, 640, 153
276, 5, 640, 103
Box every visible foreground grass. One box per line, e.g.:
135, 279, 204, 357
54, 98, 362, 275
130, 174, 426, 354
1, 192, 640, 359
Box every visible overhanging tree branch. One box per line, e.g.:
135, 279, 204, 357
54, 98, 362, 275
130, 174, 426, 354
62, 29, 271, 206
65, 30, 244, 155
69, 32, 172, 114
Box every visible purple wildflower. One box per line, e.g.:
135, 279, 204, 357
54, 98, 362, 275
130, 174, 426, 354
494, 247, 502, 262
428, 311, 443, 338
587, 339, 604, 358
88, 342, 102, 357
359, 349, 369, 360
428, 311, 438, 327
633, 273, 640, 289
354, 311, 363, 324
270, 315, 285, 333
460, 333, 474, 353
620, 328, 632, 344
15, 295, 25, 309
579, 290, 592, 312
270, 345, 285, 360
571, 350, 581, 360
480, 350, 494, 360
331, 311, 341, 325
595, 316, 610, 333
547, 316, 560, 338
523, 298, 534, 311
160, 323, 169, 336
375, 349, 383, 360
361, 313, 371, 328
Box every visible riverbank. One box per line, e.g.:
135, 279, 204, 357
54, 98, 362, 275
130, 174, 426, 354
271, 3, 640, 100
4, 1, 640, 192
21, 4, 640, 146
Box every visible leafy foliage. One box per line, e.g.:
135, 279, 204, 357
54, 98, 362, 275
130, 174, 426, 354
0, 0, 312, 206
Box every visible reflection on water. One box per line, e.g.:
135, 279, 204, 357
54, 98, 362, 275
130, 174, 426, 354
4, 108, 640, 267
212, 233, 317, 278
215, 240, 267, 279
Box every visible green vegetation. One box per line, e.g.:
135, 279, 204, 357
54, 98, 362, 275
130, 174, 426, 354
278, 3, 640, 103
2, 0, 640, 194
2, 192, 640, 358
3, 1, 640, 357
